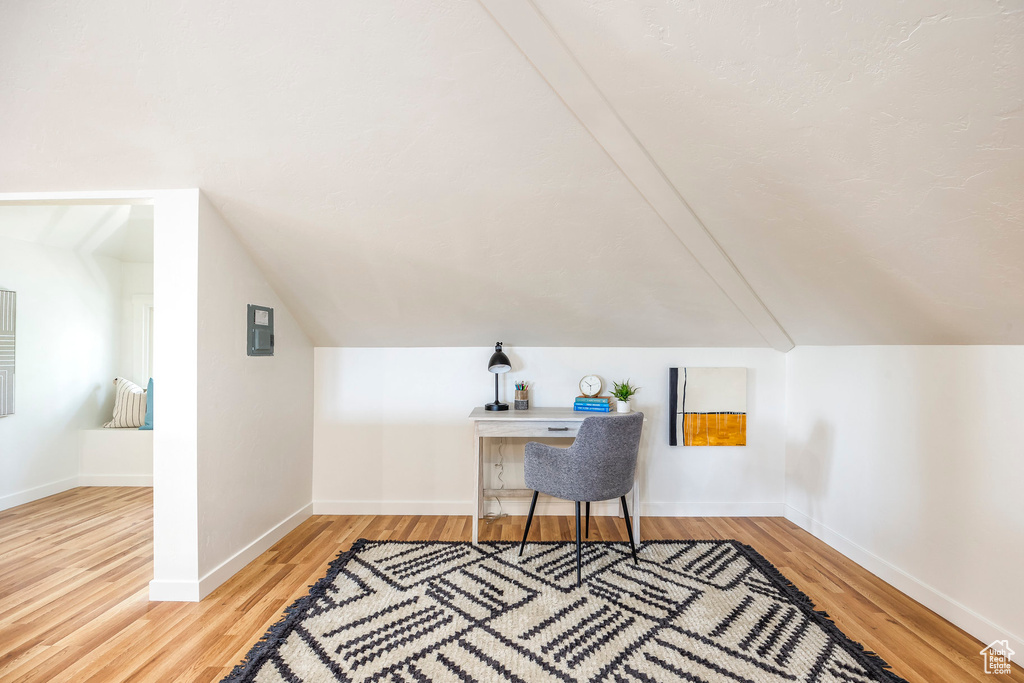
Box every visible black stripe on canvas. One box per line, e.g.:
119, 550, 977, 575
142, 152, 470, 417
668, 367, 678, 446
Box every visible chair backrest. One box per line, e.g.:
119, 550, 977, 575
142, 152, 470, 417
568, 412, 644, 501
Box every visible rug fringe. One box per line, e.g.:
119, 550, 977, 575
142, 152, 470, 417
220, 538, 370, 682
732, 541, 909, 683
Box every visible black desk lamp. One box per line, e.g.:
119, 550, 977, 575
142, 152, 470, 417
485, 342, 511, 411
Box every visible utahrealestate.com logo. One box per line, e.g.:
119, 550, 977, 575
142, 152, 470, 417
981, 640, 1015, 675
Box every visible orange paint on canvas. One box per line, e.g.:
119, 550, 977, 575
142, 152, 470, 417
683, 413, 746, 446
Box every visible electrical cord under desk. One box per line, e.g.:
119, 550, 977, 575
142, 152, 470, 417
482, 438, 507, 524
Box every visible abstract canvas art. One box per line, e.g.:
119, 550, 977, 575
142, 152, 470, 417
0, 290, 14, 417
669, 367, 746, 446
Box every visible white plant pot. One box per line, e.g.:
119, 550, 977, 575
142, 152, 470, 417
617, 400, 631, 413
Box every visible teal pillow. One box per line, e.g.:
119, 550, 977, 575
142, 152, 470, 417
139, 378, 153, 430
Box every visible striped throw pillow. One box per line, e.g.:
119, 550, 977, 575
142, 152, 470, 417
104, 377, 148, 428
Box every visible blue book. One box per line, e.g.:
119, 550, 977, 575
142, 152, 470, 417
575, 396, 612, 404
574, 403, 611, 412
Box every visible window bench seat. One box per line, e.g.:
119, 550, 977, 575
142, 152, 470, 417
79, 428, 153, 486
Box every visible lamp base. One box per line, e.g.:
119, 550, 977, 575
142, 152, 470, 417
485, 402, 509, 411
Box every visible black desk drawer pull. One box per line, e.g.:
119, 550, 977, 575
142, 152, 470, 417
548, 427, 570, 431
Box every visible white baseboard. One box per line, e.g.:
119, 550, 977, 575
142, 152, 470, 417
313, 500, 472, 515
487, 498, 621, 517
148, 502, 313, 602
195, 502, 313, 600
313, 499, 622, 517
312, 499, 785, 518
148, 579, 201, 602
1, 476, 154, 511
0, 476, 79, 512
784, 505, 1022, 655
78, 474, 153, 487
642, 502, 785, 517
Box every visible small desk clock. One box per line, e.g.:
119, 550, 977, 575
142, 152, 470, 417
579, 374, 602, 397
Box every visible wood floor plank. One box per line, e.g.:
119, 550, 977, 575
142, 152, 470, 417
0, 487, 1016, 682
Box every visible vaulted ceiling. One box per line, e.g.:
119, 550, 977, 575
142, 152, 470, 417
2, 0, 1021, 347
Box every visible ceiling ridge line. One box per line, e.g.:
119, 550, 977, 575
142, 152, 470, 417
478, 0, 794, 352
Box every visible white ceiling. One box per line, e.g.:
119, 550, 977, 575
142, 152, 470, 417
0, 205, 154, 263
531, 0, 1024, 345
1, 0, 1020, 346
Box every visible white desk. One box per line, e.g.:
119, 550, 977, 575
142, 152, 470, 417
469, 407, 641, 546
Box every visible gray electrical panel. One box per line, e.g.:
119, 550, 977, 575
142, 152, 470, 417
247, 304, 274, 356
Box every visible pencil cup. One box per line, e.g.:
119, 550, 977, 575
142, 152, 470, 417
514, 390, 529, 410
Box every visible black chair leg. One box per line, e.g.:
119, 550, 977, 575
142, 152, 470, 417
620, 496, 638, 565
575, 501, 582, 587
585, 502, 590, 538
519, 491, 539, 557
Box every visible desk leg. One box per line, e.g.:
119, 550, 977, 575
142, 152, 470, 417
473, 433, 482, 545
632, 478, 641, 547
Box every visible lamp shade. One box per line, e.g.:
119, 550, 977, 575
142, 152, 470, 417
488, 342, 511, 373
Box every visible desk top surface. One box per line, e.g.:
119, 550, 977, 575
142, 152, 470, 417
468, 406, 631, 421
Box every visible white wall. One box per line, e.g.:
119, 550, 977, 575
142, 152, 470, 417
313, 347, 786, 516
195, 195, 314, 597
785, 346, 1024, 654
0, 236, 121, 510
118, 262, 154, 386
151, 190, 202, 601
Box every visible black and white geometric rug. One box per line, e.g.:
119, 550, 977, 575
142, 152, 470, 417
223, 540, 908, 682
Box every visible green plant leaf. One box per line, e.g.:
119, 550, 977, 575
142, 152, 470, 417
610, 379, 639, 401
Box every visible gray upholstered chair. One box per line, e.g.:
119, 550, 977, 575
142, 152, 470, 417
519, 412, 644, 586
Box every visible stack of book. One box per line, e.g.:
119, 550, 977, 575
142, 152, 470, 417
574, 396, 613, 412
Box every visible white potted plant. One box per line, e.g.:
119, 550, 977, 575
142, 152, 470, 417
610, 380, 639, 413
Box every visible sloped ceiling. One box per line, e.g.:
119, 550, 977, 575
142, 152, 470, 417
0, 205, 154, 263
1, 0, 1021, 346
530, 0, 1024, 345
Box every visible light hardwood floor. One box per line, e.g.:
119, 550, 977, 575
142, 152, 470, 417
0, 487, 1015, 682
